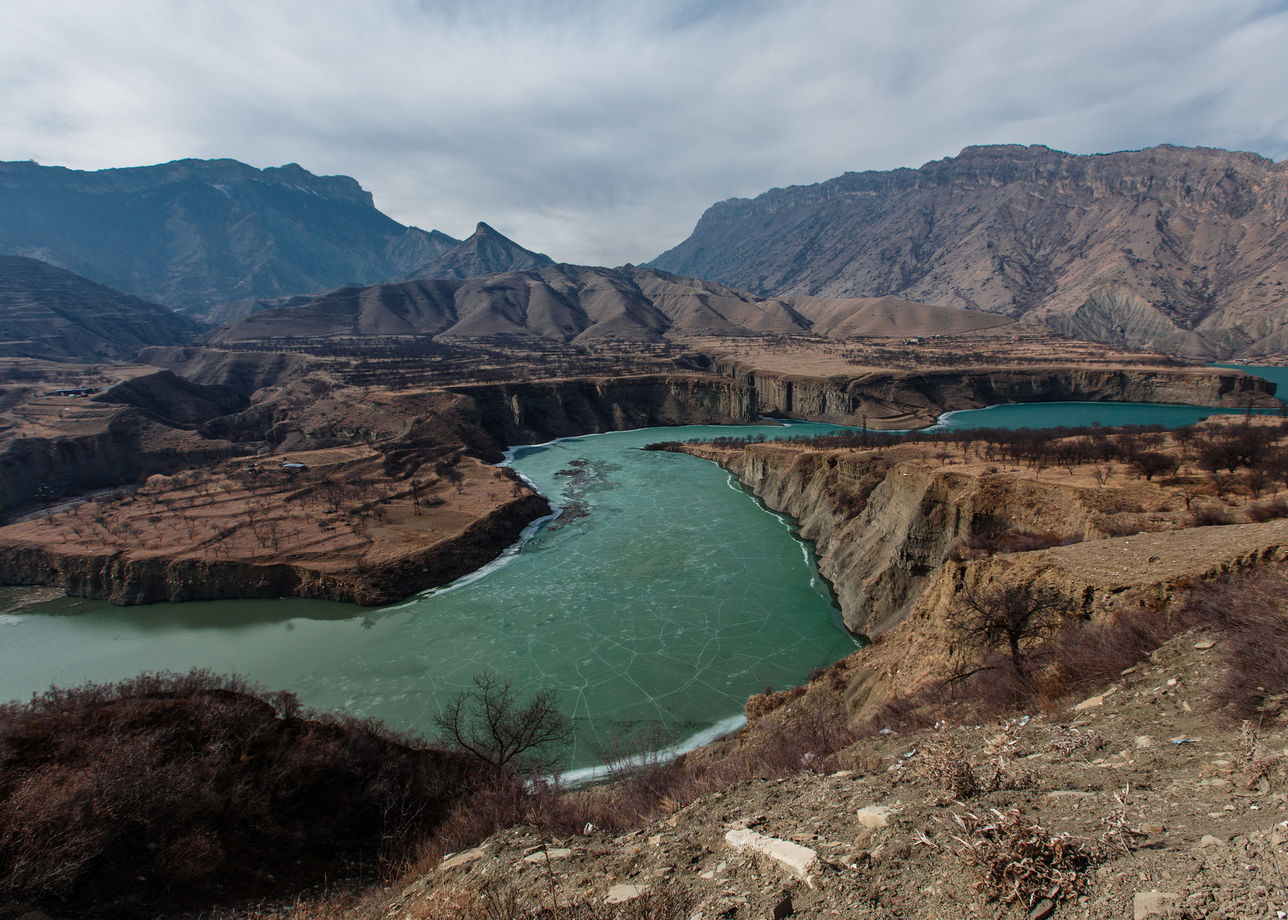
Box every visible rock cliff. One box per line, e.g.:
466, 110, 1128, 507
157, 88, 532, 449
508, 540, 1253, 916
450, 363, 1278, 447
448, 374, 757, 449
675, 438, 1288, 639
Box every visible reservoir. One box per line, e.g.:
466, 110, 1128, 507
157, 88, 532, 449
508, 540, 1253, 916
1, 375, 1282, 769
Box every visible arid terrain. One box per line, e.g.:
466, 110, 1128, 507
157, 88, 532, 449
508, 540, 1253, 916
0, 331, 1277, 606
202, 418, 1288, 920
383, 626, 1288, 920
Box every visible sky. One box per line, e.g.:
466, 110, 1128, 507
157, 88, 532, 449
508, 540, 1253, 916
3, 0, 1288, 266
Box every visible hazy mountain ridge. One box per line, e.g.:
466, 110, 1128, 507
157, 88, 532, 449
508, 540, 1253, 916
0, 158, 460, 313
404, 221, 554, 280
208, 264, 816, 344
650, 144, 1288, 357
0, 256, 204, 361
207, 262, 1004, 346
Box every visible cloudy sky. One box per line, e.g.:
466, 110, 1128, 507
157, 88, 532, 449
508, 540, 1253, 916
4, 1, 1287, 265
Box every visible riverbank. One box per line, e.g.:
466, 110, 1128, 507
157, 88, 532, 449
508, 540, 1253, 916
659, 415, 1288, 729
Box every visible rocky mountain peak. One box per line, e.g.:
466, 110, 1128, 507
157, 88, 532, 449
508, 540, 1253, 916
404, 221, 554, 281
649, 144, 1288, 358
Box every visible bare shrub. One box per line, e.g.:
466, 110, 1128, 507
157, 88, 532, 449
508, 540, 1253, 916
1044, 727, 1107, 757
435, 673, 573, 776
903, 733, 1035, 805
1237, 721, 1283, 791
1035, 607, 1172, 703
951, 580, 1076, 679
1190, 504, 1233, 526
1248, 498, 1288, 522
921, 808, 1103, 909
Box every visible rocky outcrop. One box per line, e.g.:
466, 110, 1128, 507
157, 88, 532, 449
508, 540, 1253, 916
0, 493, 550, 606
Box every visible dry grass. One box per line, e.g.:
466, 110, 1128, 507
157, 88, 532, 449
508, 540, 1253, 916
922, 808, 1105, 909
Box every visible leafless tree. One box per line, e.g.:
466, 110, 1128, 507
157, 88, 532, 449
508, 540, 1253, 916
952, 580, 1075, 680
434, 673, 572, 775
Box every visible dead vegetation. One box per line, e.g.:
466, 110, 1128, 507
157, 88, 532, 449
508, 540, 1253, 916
920, 807, 1104, 909
0, 671, 480, 920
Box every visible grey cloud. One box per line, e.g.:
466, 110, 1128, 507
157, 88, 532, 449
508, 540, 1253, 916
2, 0, 1286, 267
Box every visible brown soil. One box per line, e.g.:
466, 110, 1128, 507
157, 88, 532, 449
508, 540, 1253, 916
386, 628, 1287, 920
683, 330, 1205, 378
0, 445, 546, 605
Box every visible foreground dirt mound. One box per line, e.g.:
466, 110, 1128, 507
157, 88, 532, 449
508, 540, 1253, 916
397, 630, 1285, 919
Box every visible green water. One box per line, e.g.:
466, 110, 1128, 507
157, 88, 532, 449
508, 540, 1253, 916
3, 367, 1283, 770
0, 421, 859, 768
936, 400, 1243, 430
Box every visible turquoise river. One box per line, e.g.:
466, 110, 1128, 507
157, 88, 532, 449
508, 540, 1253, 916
1, 365, 1284, 770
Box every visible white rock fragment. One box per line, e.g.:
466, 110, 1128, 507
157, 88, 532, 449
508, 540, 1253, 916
856, 805, 895, 828
605, 883, 647, 904
523, 847, 573, 864
725, 828, 818, 885
1074, 688, 1116, 711
439, 846, 486, 870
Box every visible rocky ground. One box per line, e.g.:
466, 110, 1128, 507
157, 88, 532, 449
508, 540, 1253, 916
388, 629, 1286, 920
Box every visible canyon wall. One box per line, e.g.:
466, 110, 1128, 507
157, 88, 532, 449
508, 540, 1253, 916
678, 440, 1288, 639
3, 359, 1278, 606
0, 414, 241, 517
448, 364, 1279, 449
677, 443, 1099, 636
448, 374, 758, 449
713, 359, 1280, 428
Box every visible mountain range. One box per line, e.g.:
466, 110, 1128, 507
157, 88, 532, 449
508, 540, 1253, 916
205, 262, 1005, 346
650, 144, 1288, 358
0, 158, 457, 313
6, 147, 1288, 358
